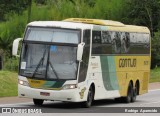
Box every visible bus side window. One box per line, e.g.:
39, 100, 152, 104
101, 31, 111, 44
111, 32, 121, 54
142, 33, 150, 54
92, 31, 102, 54
92, 31, 101, 44
136, 33, 150, 54
127, 33, 150, 55
92, 31, 112, 55
78, 30, 90, 83
101, 31, 112, 54
121, 32, 130, 54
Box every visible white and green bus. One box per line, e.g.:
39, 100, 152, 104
12, 18, 151, 107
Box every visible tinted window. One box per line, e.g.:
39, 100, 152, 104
129, 33, 150, 54
111, 32, 121, 54
92, 30, 150, 55
78, 30, 90, 82
25, 27, 80, 44
92, 31, 112, 54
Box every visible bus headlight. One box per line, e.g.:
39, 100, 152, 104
18, 79, 29, 86
62, 84, 77, 90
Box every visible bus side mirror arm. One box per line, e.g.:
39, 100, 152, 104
12, 38, 22, 57
77, 42, 85, 62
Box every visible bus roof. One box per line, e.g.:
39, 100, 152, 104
28, 18, 150, 34
64, 18, 125, 27
28, 21, 92, 29
108, 25, 150, 33
64, 18, 150, 33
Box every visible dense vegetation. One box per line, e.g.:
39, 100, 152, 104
0, 0, 160, 70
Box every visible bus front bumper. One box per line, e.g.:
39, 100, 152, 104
18, 84, 83, 102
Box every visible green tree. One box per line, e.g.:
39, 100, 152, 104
0, 0, 28, 21
151, 30, 160, 68
28, 0, 32, 22
124, 0, 160, 37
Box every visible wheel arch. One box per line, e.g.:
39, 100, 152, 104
135, 80, 140, 95
129, 80, 134, 87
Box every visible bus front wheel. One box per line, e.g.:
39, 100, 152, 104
83, 86, 94, 108
33, 99, 44, 106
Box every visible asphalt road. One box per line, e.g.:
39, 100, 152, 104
0, 89, 160, 113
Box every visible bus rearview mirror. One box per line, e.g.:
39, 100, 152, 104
12, 38, 22, 57
77, 42, 85, 61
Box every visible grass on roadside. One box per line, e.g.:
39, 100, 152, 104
150, 67, 160, 83
0, 71, 18, 97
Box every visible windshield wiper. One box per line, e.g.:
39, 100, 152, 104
49, 61, 59, 79
32, 46, 47, 78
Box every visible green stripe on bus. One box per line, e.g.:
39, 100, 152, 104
43, 81, 56, 88
43, 81, 65, 88
100, 56, 119, 91
51, 81, 65, 88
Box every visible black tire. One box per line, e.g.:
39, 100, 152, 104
123, 83, 133, 103
131, 87, 137, 102
33, 99, 44, 106
83, 87, 93, 108
131, 84, 138, 102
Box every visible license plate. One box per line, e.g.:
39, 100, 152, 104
40, 92, 50, 96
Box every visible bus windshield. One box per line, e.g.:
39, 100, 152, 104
24, 27, 80, 44
19, 27, 80, 80
20, 44, 78, 80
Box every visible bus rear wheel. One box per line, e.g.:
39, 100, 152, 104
123, 83, 133, 103
33, 99, 44, 106
131, 85, 137, 102
83, 86, 93, 108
